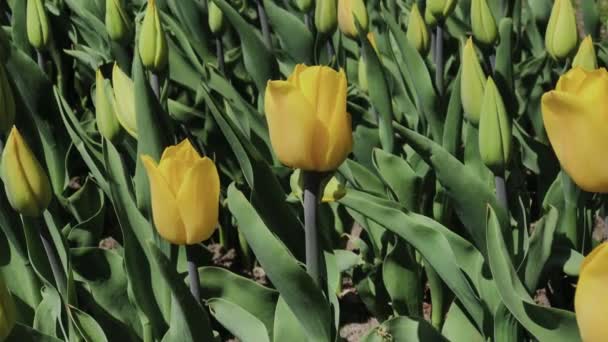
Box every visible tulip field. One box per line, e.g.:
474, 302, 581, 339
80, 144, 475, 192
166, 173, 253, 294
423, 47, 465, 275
2, 0, 608, 341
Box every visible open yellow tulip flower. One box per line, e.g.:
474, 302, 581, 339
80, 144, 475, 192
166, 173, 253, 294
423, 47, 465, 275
264, 64, 353, 172
542, 67, 608, 192
142, 139, 220, 245
575, 242, 608, 342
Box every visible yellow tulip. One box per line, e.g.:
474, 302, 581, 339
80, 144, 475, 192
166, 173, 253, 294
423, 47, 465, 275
337, 0, 368, 38
427, 0, 456, 21
139, 0, 168, 72
545, 0, 577, 60
142, 139, 220, 245
407, 4, 430, 55
208, 1, 226, 36
315, 0, 337, 37
471, 0, 497, 46
0, 275, 15, 340
572, 36, 597, 71
95, 69, 122, 142
26, 0, 50, 49
541, 67, 608, 192
1, 127, 52, 217
265, 64, 352, 171
461, 38, 486, 124
575, 242, 608, 342
105, 0, 130, 42
111, 64, 137, 138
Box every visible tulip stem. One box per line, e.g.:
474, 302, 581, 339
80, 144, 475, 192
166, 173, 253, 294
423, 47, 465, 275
39, 222, 67, 295
495, 176, 508, 210
303, 171, 323, 286
326, 40, 335, 61
185, 245, 201, 303
216, 37, 225, 75
149, 72, 160, 99
36, 50, 45, 71
304, 13, 312, 31
256, 0, 273, 50
435, 25, 444, 95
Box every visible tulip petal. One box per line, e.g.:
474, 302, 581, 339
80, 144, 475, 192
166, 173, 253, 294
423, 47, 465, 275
557, 67, 591, 93
264, 80, 317, 170
575, 243, 608, 342
176, 158, 220, 244
161, 139, 199, 163
142, 155, 187, 244
157, 157, 192, 194
542, 90, 608, 192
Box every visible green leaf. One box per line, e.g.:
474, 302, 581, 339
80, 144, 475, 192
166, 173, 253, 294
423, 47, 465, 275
8, 323, 63, 342
494, 304, 523, 342
70, 307, 109, 342
262, 0, 313, 64
486, 206, 581, 341
362, 316, 448, 342
521, 207, 558, 292
372, 148, 421, 210
210, 0, 278, 92
382, 236, 422, 316
227, 184, 332, 342
208, 298, 270, 342
442, 301, 484, 342
273, 296, 308, 342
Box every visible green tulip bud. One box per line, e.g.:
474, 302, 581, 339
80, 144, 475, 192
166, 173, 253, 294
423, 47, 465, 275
338, 0, 368, 38
112, 64, 137, 138
425, 6, 438, 28
95, 69, 122, 142
208, 1, 226, 36
2, 126, 53, 217
471, 0, 497, 46
545, 0, 577, 60
572, 35, 597, 71
105, 0, 131, 43
0, 65, 15, 134
315, 0, 338, 37
294, 0, 313, 12
406, 4, 430, 55
138, 0, 168, 72
26, 0, 51, 49
0, 275, 15, 341
427, 0, 456, 21
461, 38, 486, 124
358, 33, 377, 92
479, 77, 511, 175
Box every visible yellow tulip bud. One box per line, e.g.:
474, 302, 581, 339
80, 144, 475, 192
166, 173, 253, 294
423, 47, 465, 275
572, 35, 597, 71
95, 69, 122, 142
0, 65, 15, 134
208, 1, 226, 36
545, 0, 577, 60
142, 139, 220, 245
406, 4, 430, 55
471, 0, 497, 46
427, 0, 456, 21
111, 64, 137, 138
575, 242, 608, 342
0, 275, 15, 341
138, 0, 168, 72
294, 0, 313, 12
265, 64, 353, 171
461, 38, 486, 124
26, 0, 51, 49
358, 32, 378, 92
315, 0, 338, 37
1, 127, 52, 217
479, 77, 511, 175
105, 0, 131, 42
337, 0, 368, 38
425, 6, 438, 28
542, 67, 608, 192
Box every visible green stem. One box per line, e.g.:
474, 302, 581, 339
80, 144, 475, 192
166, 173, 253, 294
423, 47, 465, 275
495, 176, 508, 210
256, 0, 273, 50
435, 25, 444, 95
216, 37, 225, 75
149, 72, 160, 99
303, 171, 322, 286
39, 220, 67, 295
185, 245, 201, 302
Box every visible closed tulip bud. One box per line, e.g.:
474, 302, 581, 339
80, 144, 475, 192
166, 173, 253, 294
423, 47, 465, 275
1, 127, 52, 217
0, 65, 15, 134
471, 0, 497, 46
426, 0, 456, 21
461, 38, 486, 124
545, 0, 577, 60
575, 242, 608, 342
142, 139, 220, 245
265, 64, 352, 171
407, 4, 430, 55
294, 0, 313, 12
358, 32, 377, 92
208, 1, 226, 36
0, 275, 15, 341
338, 0, 368, 38
479, 77, 511, 175
105, 0, 131, 42
542, 67, 608, 192
95, 69, 122, 142
111, 64, 137, 138
139, 0, 168, 72
315, 0, 338, 37
425, 6, 438, 28
26, 0, 51, 49
572, 35, 597, 71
